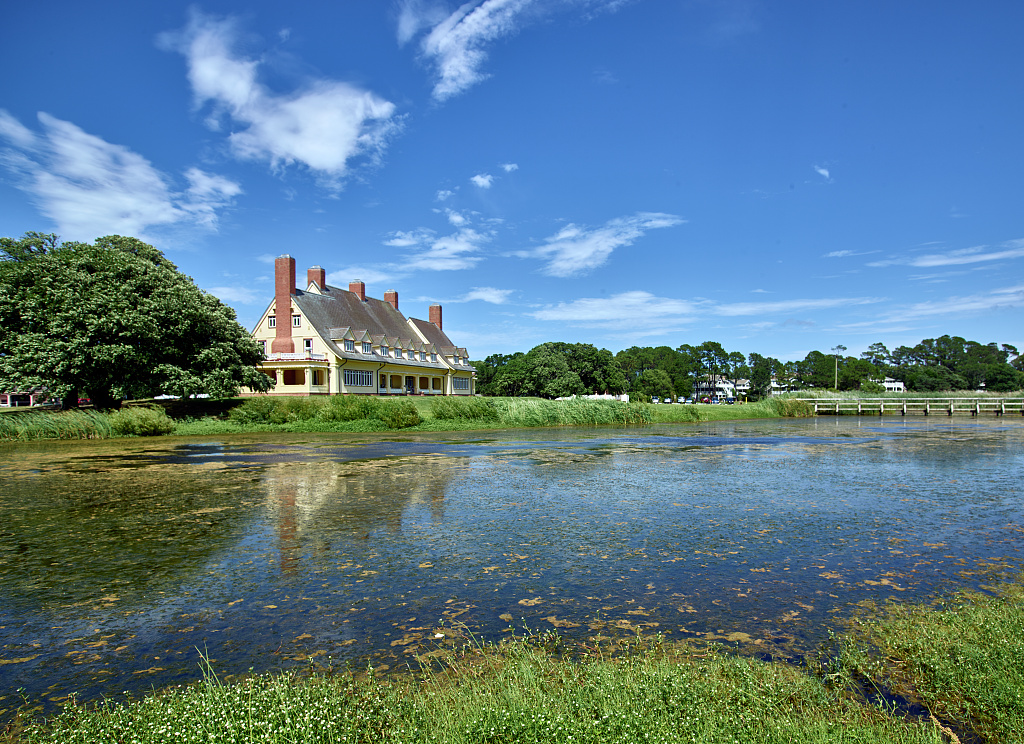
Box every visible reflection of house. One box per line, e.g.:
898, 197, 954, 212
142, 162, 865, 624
249, 255, 475, 396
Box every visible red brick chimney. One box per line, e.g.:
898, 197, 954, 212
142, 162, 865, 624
429, 304, 442, 331
384, 290, 398, 311
349, 280, 365, 301
271, 255, 296, 353
307, 265, 326, 291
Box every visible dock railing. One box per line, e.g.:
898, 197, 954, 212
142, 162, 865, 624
789, 397, 1024, 416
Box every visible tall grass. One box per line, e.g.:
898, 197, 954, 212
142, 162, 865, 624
492, 398, 653, 427
227, 395, 422, 430
0, 409, 113, 441
787, 389, 1023, 399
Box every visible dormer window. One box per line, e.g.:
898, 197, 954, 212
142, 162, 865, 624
431, 353, 437, 362
395, 348, 403, 359
381, 346, 389, 357
362, 342, 372, 354
344, 339, 355, 352
420, 351, 426, 361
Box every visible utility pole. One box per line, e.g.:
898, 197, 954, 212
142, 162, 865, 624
831, 344, 847, 390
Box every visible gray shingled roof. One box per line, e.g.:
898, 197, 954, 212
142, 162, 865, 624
291, 286, 463, 371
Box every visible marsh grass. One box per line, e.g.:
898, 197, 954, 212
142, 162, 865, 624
0, 409, 113, 440
225, 395, 422, 430
8, 631, 949, 744
491, 398, 653, 427
832, 577, 1024, 743
649, 397, 814, 423
790, 389, 1023, 400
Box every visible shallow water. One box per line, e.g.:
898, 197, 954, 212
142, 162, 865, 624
2, 417, 1022, 718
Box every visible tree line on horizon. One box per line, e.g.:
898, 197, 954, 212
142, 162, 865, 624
472, 337, 1024, 400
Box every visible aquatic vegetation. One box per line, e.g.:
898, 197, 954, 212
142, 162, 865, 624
492, 398, 653, 427
430, 396, 500, 421
108, 406, 175, 436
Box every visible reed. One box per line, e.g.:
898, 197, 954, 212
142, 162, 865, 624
0, 409, 113, 441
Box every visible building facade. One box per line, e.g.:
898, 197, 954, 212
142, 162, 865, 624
248, 255, 475, 396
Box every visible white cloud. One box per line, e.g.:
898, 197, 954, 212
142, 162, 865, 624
868, 240, 1024, 268
0, 110, 240, 240
206, 285, 261, 305
882, 284, 1024, 321
530, 290, 886, 333
402, 0, 626, 100
403, 227, 489, 271
160, 11, 399, 183
460, 287, 514, 304
471, 173, 493, 188
529, 212, 683, 277
501, 162, 518, 172
813, 164, 831, 180
436, 188, 455, 201
713, 297, 883, 317
531, 290, 701, 333
326, 267, 396, 286
384, 227, 436, 247
445, 208, 468, 226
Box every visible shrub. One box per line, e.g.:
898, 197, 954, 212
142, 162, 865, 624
377, 399, 422, 429
110, 406, 176, 436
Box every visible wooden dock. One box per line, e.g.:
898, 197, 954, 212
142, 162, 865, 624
790, 397, 1024, 416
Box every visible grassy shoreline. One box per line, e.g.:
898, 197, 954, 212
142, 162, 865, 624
7, 576, 1023, 743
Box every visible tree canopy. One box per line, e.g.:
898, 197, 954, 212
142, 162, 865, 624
0, 233, 272, 407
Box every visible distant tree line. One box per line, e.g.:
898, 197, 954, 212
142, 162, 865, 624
472, 336, 1024, 400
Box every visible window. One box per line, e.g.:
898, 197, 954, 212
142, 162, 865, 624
311, 369, 323, 386
420, 351, 426, 361
381, 346, 389, 357
453, 377, 470, 390
431, 353, 437, 363
362, 342, 372, 354
395, 348, 403, 359
257, 340, 266, 354
292, 314, 301, 327
344, 369, 373, 387
303, 338, 312, 353
268, 316, 276, 328
344, 339, 355, 352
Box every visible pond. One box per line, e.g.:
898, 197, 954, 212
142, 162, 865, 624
2, 417, 1023, 719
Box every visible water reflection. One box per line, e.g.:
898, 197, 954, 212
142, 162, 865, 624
1, 419, 1022, 719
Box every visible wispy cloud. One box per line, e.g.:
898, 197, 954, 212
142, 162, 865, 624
400, 0, 627, 100
823, 249, 880, 258
500, 162, 518, 172
470, 173, 493, 188
460, 287, 514, 303
881, 284, 1024, 321
868, 239, 1024, 268
206, 285, 262, 305
160, 11, 400, 184
813, 164, 831, 181
436, 188, 455, 201
384, 226, 490, 271
527, 212, 684, 277
0, 110, 239, 240
326, 266, 396, 286
530, 290, 885, 332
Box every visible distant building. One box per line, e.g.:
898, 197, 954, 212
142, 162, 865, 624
693, 375, 736, 400
0, 388, 50, 407
248, 255, 475, 396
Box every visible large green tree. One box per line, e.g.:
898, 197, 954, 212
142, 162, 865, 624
0, 233, 272, 408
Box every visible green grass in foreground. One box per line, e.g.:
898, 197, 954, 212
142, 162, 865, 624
11, 576, 1024, 743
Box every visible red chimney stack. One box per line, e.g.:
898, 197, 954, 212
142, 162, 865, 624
384, 290, 398, 311
429, 304, 442, 331
307, 265, 326, 291
349, 280, 366, 301
271, 255, 296, 353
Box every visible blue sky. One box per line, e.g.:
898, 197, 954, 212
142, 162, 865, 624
2, 1, 1022, 362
